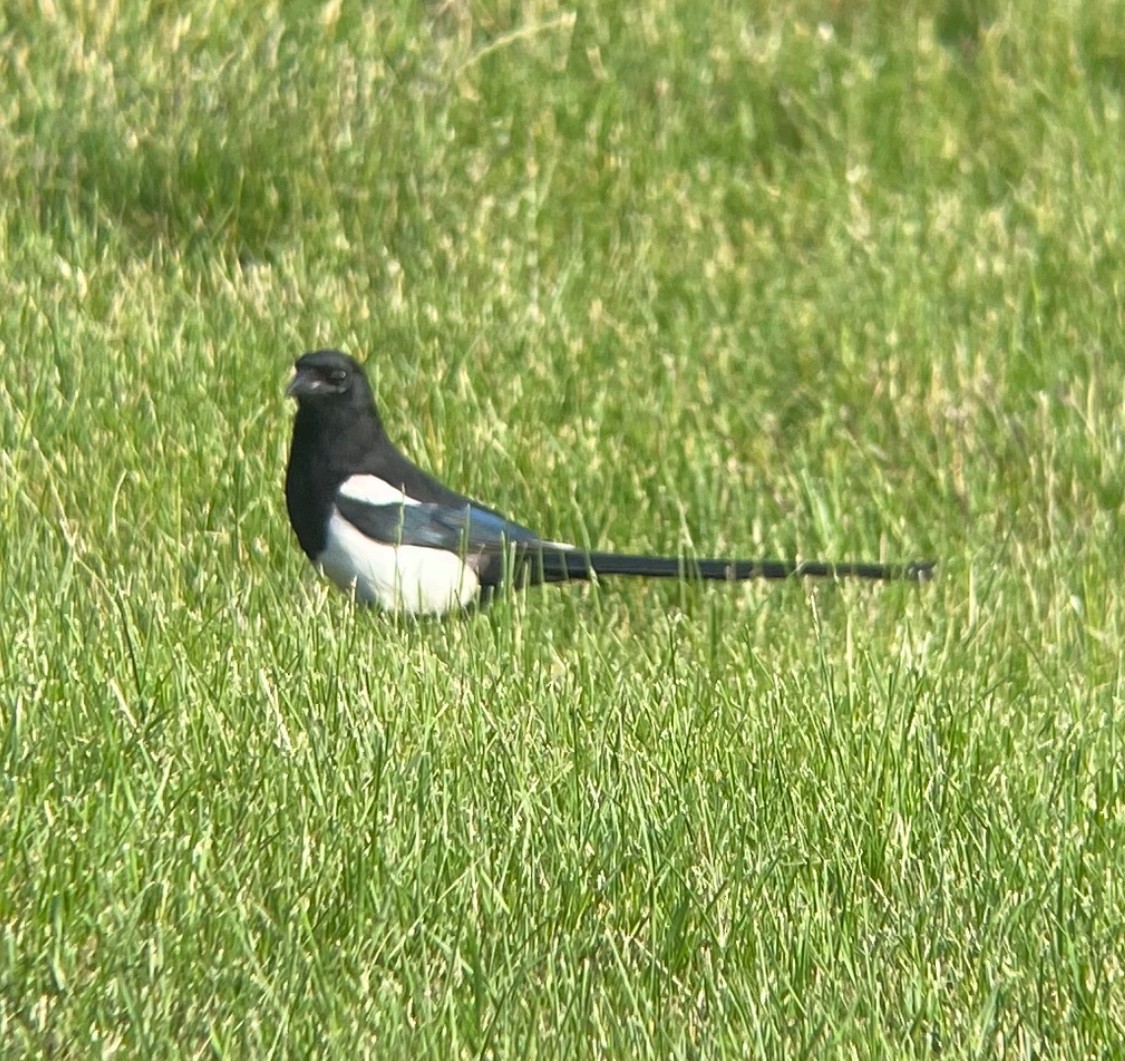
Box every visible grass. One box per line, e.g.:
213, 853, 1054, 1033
1, 0, 1124, 1056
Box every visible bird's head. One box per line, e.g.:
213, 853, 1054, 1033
287, 350, 370, 407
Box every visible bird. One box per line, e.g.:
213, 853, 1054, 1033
284, 349, 934, 615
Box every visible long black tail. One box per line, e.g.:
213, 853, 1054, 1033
532, 549, 935, 584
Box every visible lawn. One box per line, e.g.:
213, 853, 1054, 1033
1, 0, 1123, 1056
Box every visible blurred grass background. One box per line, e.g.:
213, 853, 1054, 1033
1, 0, 1123, 1056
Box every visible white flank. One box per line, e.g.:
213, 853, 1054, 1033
337, 474, 422, 507
317, 509, 480, 615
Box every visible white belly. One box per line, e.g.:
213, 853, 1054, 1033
316, 509, 481, 615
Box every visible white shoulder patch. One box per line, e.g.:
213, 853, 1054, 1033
338, 475, 421, 507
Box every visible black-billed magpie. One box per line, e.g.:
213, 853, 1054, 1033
285, 350, 934, 615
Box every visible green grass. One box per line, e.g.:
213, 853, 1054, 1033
2, 0, 1124, 1056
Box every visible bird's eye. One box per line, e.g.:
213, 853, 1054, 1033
329, 368, 349, 386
